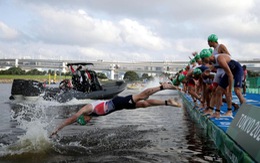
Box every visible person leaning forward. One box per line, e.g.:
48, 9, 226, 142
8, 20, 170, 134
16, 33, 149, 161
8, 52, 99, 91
200, 49, 246, 118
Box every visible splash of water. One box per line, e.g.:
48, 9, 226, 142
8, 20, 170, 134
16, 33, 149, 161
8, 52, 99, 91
1, 95, 95, 158
10, 95, 95, 107
141, 77, 178, 97
0, 104, 53, 157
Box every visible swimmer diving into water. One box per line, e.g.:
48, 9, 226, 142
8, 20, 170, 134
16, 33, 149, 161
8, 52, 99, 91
50, 83, 181, 137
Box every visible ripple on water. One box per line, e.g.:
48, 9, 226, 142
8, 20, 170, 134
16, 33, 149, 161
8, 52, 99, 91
0, 85, 225, 162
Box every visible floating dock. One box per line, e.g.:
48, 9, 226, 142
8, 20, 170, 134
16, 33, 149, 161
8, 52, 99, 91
180, 92, 260, 163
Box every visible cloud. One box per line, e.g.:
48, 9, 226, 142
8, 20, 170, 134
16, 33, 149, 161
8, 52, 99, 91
119, 19, 169, 50
14, 4, 170, 60
0, 21, 20, 40
0, 0, 259, 61
27, 6, 169, 50
28, 7, 120, 46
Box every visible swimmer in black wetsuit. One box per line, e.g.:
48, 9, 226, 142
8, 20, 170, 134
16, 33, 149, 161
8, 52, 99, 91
50, 83, 181, 137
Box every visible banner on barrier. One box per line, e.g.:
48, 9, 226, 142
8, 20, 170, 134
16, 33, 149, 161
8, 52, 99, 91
227, 103, 260, 162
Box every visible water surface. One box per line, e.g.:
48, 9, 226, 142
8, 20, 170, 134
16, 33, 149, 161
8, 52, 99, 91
0, 83, 224, 162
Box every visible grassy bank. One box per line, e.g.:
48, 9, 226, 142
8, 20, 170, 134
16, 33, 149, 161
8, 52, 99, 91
0, 75, 111, 84
0, 75, 69, 83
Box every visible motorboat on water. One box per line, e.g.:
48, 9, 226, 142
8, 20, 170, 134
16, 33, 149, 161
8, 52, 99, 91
9, 62, 127, 103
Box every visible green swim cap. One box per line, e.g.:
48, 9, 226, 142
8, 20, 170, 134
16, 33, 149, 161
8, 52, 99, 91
193, 68, 202, 75
178, 74, 186, 82
172, 78, 179, 86
190, 58, 196, 64
200, 49, 212, 59
208, 48, 213, 54
208, 34, 218, 42
194, 54, 201, 61
77, 115, 86, 125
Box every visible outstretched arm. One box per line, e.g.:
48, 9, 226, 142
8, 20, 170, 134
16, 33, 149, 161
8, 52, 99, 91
50, 115, 78, 137
50, 104, 93, 137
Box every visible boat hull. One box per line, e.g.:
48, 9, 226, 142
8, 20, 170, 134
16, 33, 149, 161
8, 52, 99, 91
10, 79, 127, 103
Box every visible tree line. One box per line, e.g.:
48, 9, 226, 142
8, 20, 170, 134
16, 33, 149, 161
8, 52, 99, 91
0, 67, 64, 75
0, 66, 158, 82
1, 66, 259, 81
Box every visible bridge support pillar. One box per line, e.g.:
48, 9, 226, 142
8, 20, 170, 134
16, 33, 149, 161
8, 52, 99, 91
110, 69, 114, 80
62, 62, 67, 73
15, 59, 19, 67
109, 64, 115, 80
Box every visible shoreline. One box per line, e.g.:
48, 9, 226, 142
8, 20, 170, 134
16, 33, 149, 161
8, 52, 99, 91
0, 78, 112, 84
0, 79, 14, 83
0, 79, 49, 84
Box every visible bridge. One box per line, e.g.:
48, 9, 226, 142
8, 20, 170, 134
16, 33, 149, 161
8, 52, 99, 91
0, 58, 259, 79
0, 58, 186, 79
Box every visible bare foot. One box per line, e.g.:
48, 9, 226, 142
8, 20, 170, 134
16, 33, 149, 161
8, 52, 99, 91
168, 98, 182, 107
199, 102, 205, 109
174, 97, 179, 101
210, 112, 221, 118
223, 111, 233, 117
232, 103, 239, 110
203, 109, 213, 116
201, 108, 208, 113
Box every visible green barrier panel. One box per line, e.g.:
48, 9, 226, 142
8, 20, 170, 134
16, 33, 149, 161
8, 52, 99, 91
227, 104, 260, 162
179, 92, 256, 163
245, 77, 260, 94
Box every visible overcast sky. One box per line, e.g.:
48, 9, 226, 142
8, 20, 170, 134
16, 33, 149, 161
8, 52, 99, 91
0, 0, 259, 62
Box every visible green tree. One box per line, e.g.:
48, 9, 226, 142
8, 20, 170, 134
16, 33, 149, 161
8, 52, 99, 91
141, 73, 149, 79
4, 66, 26, 75
141, 73, 154, 81
48, 69, 55, 75
248, 70, 260, 77
123, 71, 139, 82
26, 69, 44, 75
